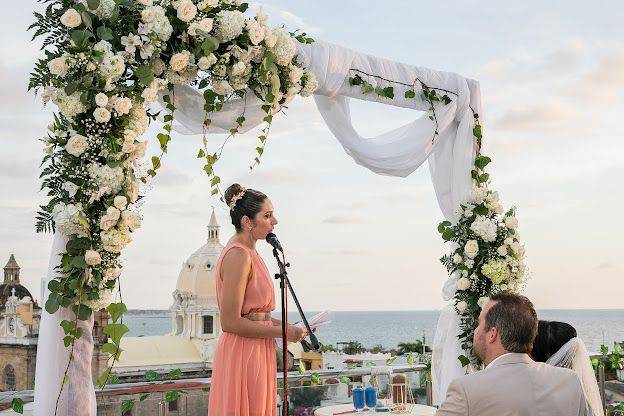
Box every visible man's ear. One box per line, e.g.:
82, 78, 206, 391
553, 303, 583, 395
487, 326, 498, 344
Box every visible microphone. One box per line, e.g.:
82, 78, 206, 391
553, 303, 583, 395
265, 232, 283, 252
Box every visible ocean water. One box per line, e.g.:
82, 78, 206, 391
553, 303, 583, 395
123, 309, 624, 354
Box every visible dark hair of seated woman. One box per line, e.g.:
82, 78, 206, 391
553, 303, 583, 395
531, 320, 577, 362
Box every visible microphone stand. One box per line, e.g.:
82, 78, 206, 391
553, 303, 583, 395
271, 247, 319, 416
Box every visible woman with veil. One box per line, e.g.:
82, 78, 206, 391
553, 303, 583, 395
532, 320, 604, 416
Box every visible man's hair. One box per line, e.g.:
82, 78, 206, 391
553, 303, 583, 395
485, 292, 538, 354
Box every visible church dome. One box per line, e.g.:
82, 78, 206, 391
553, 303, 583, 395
175, 210, 224, 306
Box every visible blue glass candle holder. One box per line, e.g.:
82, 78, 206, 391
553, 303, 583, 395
352, 385, 365, 412
365, 386, 377, 409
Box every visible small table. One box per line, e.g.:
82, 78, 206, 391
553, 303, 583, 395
314, 403, 437, 416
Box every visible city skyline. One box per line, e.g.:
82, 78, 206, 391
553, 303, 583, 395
1, 1, 623, 311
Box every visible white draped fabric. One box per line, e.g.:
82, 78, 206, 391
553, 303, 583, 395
34, 234, 97, 416
34, 40, 482, 414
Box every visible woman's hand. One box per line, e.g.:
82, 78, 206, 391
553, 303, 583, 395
287, 325, 307, 343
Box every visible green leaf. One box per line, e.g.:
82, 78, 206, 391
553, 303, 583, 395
338, 376, 351, 384
442, 95, 452, 105
70, 255, 87, 269
477, 173, 490, 184
71, 30, 92, 48
151, 156, 161, 170
298, 361, 305, 374
72, 304, 92, 320
139, 393, 150, 402
66, 237, 91, 254
385, 356, 397, 365
102, 342, 118, 354
197, 149, 206, 158
45, 293, 61, 314
121, 400, 134, 414
600, 344, 609, 355
349, 75, 363, 86
97, 367, 111, 388
407, 354, 415, 365
157, 134, 170, 151
64, 82, 80, 95
474, 155, 492, 170
404, 90, 416, 99
458, 355, 471, 367
63, 335, 73, 347
107, 302, 127, 323
382, 86, 394, 99
362, 83, 374, 94
145, 370, 158, 381
256, 147, 264, 156
81, 11, 92, 28
165, 390, 182, 402
200, 36, 219, 55
47, 279, 61, 293
473, 124, 482, 139
442, 229, 456, 241
133, 65, 154, 86
210, 176, 220, 187
437, 221, 451, 234
103, 323, 129, 345
87, 0, 100, 9
167, 368, 182, 378
96, 26, 114, 41
11, 398, 23, 414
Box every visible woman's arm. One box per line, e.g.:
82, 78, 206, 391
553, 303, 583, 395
219, 248, 305, 341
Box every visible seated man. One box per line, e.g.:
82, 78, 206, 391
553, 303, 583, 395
436, 292, 590, 416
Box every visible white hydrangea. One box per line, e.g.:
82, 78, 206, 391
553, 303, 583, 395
52, 203, 88, 237
497, 245, 508, 256
214, 10, 245, 42
272, 28, 296, 66
288, 65, 304, 83
482, 259, 510, 284
101, 227, 132, 253
88, 163, 125, 197
198, 54, 217, 70
504, 216, 518, 230
127, 103, 149, 135
121, 34, 142, 54
470, 215, 498, 242
79, 0, 116, 19
456, 300, 467, 314
140, 6, 173, 41
246, 20, 265, 45
464, 259, 474, 269
300, 71, 318, 97
212, 79, 233, 96
470, 187, 488, 204
477, 296, 490, 308
198, 0, 219, 10
456, 277, 470, 291
84, 289, 115, 310
98, 53, 126, 81
50, 88, 87, 119
94, 40, 113, 54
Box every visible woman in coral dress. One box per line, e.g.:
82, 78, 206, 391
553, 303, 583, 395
208, 184, 307, 416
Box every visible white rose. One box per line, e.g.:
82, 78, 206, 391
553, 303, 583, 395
504, 216, 518, 229
212, 80, 233, 96
248, 23, 265, 45
170, 51, 191, 72
176, 0, 197, 22
504, 237, 514, 245
48, 57, 68, 77
121, 210, 141, 231
141, 87, 158, 102
456, 277, 471, 291
456, 301, 468, 314
497, 246, 508, 256
197, 18, 214, 33
477, 296, 490, 308
84, 250, 102, 266
99, 206, 121, 231
60, 9, 82, 28
62, 182, 79, 197
121, 135, 136, 153
452, 253, 462, 264
136, 0, 152, 5
198, 54, 217, 70
93, 107, 111, 123
95, 93, 109, 107
132, 141, 147, 159
65, 134, 89, 156
113, 97, 133, 115
231, 61, 246, 77
114, 196, 128, 210
464, 240, 479, 259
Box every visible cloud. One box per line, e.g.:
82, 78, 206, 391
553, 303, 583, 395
321, 215, 360, 224
596, 262, 616, 270
493, 99, 580, 131
250, 3, 321, 34
568, 52, 624, 103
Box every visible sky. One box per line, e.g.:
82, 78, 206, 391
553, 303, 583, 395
1, 1, 623, 311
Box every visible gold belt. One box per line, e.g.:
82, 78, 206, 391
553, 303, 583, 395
242, 312, 271, 321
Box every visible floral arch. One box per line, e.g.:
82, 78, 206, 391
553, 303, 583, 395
28, 0, 526, 414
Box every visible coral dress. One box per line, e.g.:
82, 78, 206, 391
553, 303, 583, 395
208, 242, 277, 416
